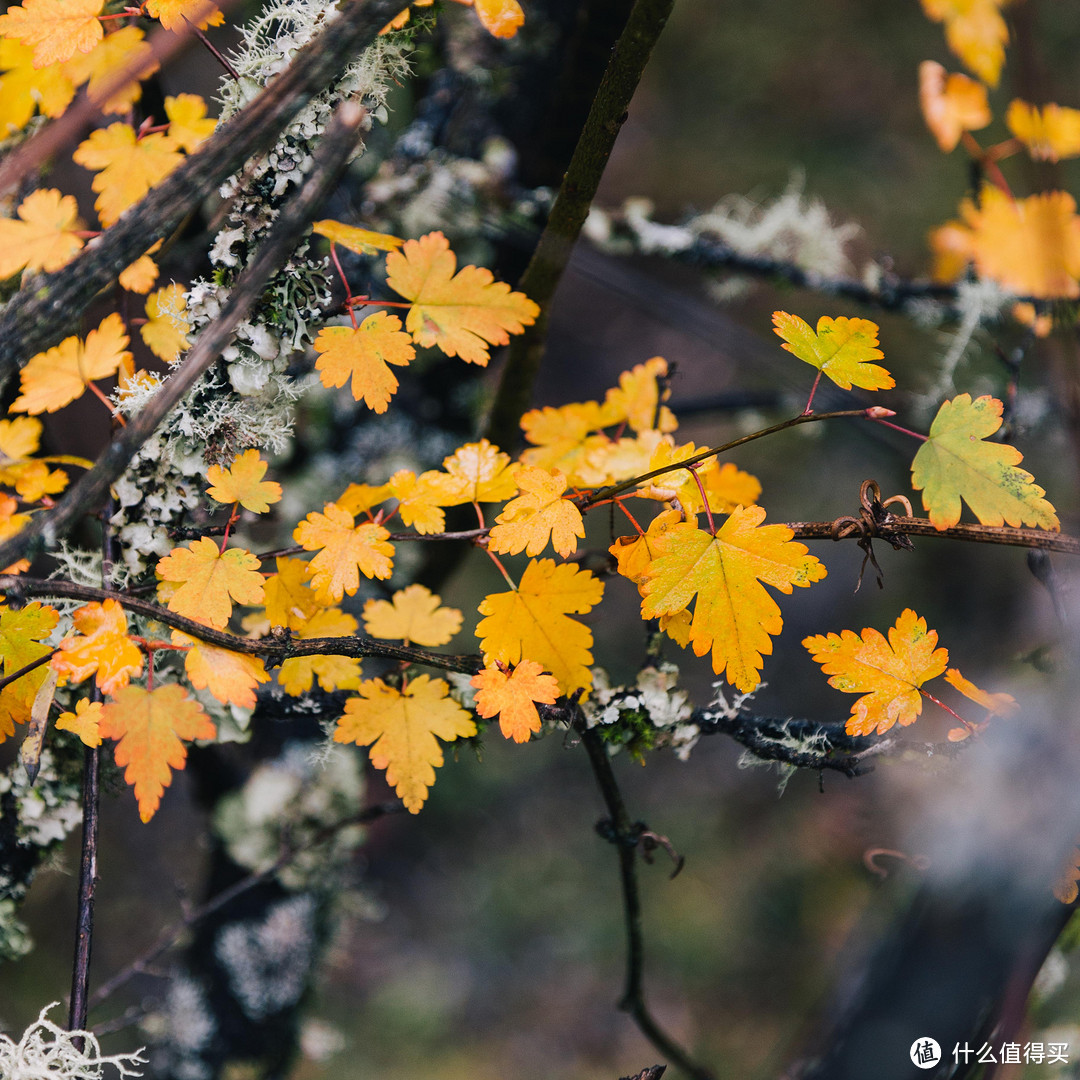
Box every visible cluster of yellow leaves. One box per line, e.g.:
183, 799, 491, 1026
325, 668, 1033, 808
920, 0, 1008, 86
918, 60, 990, 153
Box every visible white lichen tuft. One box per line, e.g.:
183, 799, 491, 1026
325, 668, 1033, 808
0, 1003, 146, 1079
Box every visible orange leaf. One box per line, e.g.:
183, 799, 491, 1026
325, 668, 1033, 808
293, 502, 394, 602
277, 607, 362, 696
911, 394, 1059, 530
0, 0, 102, 68
143, 0, 223, 32
921, 0, 1008, 86
476, 558, 604, 697
772, 311, 894, 392
472, 0, 524, 38
172, 630, 269, 709
99, 683, 215, 822
0, 187, 83, 279
52, 599, 142, 695
487, 466, 585, 558
155, 537, 265, 629
55, 697, 103, 747
639, 507, 826, 693
803, 609, 949, 737
206, 448, 282, 513
333, 674, 476, 812
919, 60, 991, 152
312, 219, 403, 255
438, 439, 518, 504
943, 666, 1018, 718
64, 24, 157, 114
472, 660, 559, 743
385, 231, 539, 365
0, 416, 67, 500
600, 356, 677, 434
363, 584, 462, 647
0, 601, 58, 740
10, 312, 131, 415
313, 312, 415, 413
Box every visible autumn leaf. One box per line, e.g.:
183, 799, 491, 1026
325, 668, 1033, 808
172, 630, 269, 710
73, 122, 183, 226
944, 666, 1018, 718
55, 697, 103, 747
206, 448, 282, 513
0, 38, 75, 131
363, 584, 462, 647
263, 555, 324, 630
333, 674, 476, 812
921, 0, 1008, 86
803, 608, 949, 737
472, 660, 559, 743
609, 508, 683, 588
487, 466, 585, 558
119, 251, 159, 293
99, 683, 215, 822
472, 0, 524, 38
0, 601, 58, 740
0, 416, 67, 500
164, 93, 215, 151
293, 502, 394, 603
929, 220, 975, 283
600, 356, 678, 433
519, 399, 609, 483
911, 394, 1059, 530
639, 507, 827, 693
336, 481, 390, 517
143, 0, 224, 32
10, 312, 131, 415
313, 313, 416, 413
385, 231, 539, 365
772, 311, 894, 392
156, 537, 265, 629
141, 282, 191, 362
439, 439, 518, 504
52, 599, 142, 695
0, 187, 83, 279
312, 219, 403, 255
277, 606, 363, 697
476, 558, 604, 696
0, 0, 102, 68
639, 439, 761, 516
919, 60, 991, 152
64, 24, 157, 114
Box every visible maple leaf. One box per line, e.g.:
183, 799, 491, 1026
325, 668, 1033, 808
10, 312, 131, 415
172, 631, 269, 709
382, 469, 455, 533
164, 93, 215, 151
156, 537, 265, 629
141, 282, 191, 361
921, 0, 1008, 86
911, 394, 1059, 530
472, 660, 559, 743
1005, 100, 1080, 163
363, 584, 462, 647
476, 558, 604, 696
519, 399, 608, 483
313, 313, 416, 413
0, 0, 102, 68
0, 187, 83, 279
144, 0, 224, 32
488, 467, 585, 558
600, 356, 678, 433
803, 609, 949, 737
609, 508, 683, 588
439, 439, 518, 504
772, 311, 894, 392
943, 666, 1018, 740
312, 219, 403, 255
472, 0, 524, 38
336, 481, 390, 517
0, 416, 67, 500
0, 38, 75, 131
263, 555, 323, 630
52, 599, 142, 695
119, 251, 159, 293
55, 697, 103, 747
73, 123, 183, 226
639, 439, 761, 516
293, 502, 394, 603
277, 606, 363, 696
0, 601, 58, 740
385, 231, 539, 365
577, 429, 665, 489
639, 507, 827, 693
919, 60, 991, 152
99, 683, 215, 822
333, 674, 476, 813
206, 448, 282, 513
64, 25, 157, 114
959, 186, 1080, 298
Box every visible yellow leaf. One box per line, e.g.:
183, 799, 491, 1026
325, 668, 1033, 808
313, 313, 416, 413
293, 502, 394, 602
0, 0, 102, 68
0, 38, 75, 131
10, 312, 131, 415
73, 122, 183, 226
1006, 99, 1080, 163
911, 394, 1059, 530
519, 399, 608, 483
0, 187, 83, 279
119, 252, 159, 293
476, 558, 604, 696
472, 660, 559, 743
609, 508, 683, 588
363, 584, 462, 647
156, 537, 265, 629
0, 601, 58, 741
385, 231, 539, 365
803, 609, 949, 737
487, 466, 585, 557
205, 448, 281, 513
144, 0, 224, 32
333, 674, 476, 812
55, 697, 103, 747
263, 555, 324, 630
383, 469, 455, 534
0, 416, 67, 500
928, 219, 974, 283
772, 311, 894, 392
64, 25, 156, 114
921, 0, 1008, 86
577, 429, 664, 488
172, 630, 269, 709
919, 60, 991, 152
438, 439, 518, 504
639, 439, 761, 516
141, 282, 191, 361
600, 356, 678, 434
472, 0, 524, 38
99, 683, 215, 822
639, 507, 827, 693
277, 606, 363, 696
164, 92, 215, 151
312, 219, 403, 255
335, 481, 390, 517
52, 599, 142, 695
